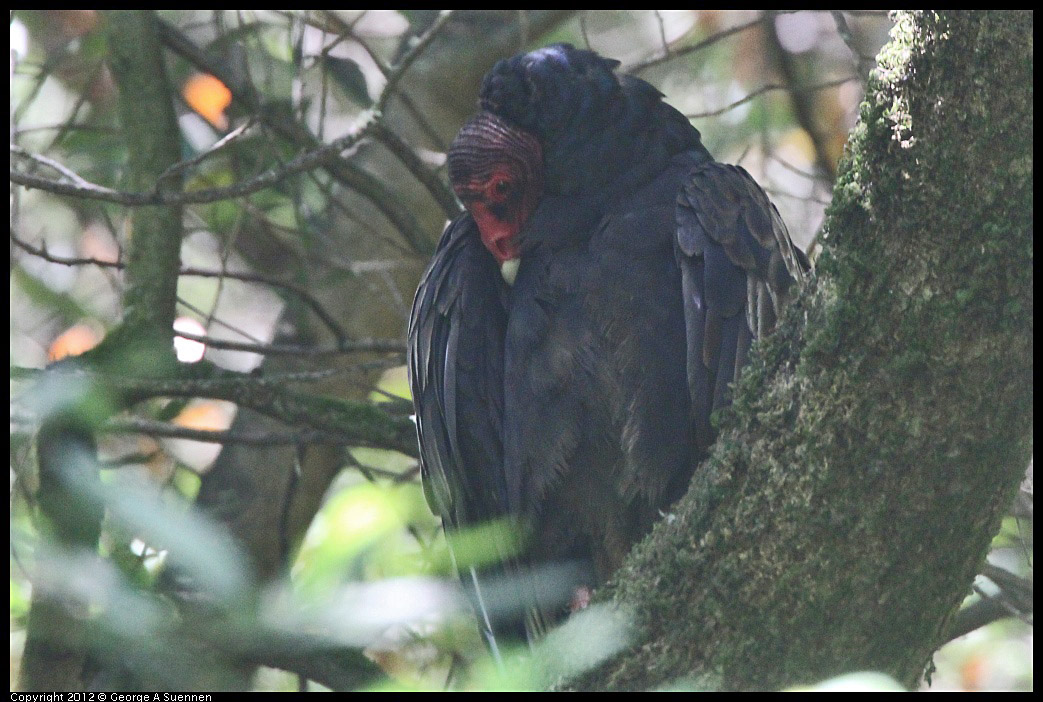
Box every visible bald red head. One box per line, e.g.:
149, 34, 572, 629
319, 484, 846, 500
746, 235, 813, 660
448, 112, 543, 266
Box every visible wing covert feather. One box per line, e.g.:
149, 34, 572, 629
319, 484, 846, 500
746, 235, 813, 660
675, 163, 809, 449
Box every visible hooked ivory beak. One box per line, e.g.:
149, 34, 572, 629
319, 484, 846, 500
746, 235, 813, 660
500, 258, 520, 286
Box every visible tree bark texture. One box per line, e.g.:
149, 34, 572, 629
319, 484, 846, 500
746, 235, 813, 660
580, 10, 1032, 691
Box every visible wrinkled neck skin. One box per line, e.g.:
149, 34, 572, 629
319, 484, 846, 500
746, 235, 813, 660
447, 111, 544, 281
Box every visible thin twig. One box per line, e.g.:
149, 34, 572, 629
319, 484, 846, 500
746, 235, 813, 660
769, 151, 831, 183
370, 122, 460, 219
156, 119, 257, 185
103, 416, 359, 446
10, 229, 351, 346
157, 18, 441, 254
653, 10, 670, 64
10, 118, 376, 206
579, 12, 592, 51
377, 11, 457, 114
174, 330, 406, 356
202, 208, 244, 333
830, 11, 872, 82
686, 76, 857, 120
762, 11, 838, 181
631, 11, 802, 74
12, 124, 118, 137
315, 16, 458, 213
762, 186, 831, 207
10, 144, 92, 186
397, 91, 449, 153
12, 47, 69, 125
517, 10, 530, 51
173, 294, 267, 349
45, 62, 105, 152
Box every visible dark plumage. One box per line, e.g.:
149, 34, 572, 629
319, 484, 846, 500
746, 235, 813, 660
408, 44, 808, 645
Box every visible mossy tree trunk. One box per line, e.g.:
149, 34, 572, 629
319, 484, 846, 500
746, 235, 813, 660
584, 10, 1032, 691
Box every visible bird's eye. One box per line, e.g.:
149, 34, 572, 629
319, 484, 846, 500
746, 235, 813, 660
494, 179, 512, 196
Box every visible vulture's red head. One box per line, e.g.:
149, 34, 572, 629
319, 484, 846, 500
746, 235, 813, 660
448, 112, 543, 279
448, 43, 703, 283
448, 44, 627, 282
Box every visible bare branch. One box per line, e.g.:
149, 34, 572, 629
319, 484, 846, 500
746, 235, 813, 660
155, 18, 437, 254
769, 151, 831, 183
376, 11, 457, 114
211, 623, 384, 691
397, 90, 450, 152
944, 563, 1033, 644
12, 364, 419, 457
10, 230, 353, 346
762, 11, 838, 181
317, 19, 455, 181
370, 122, 460, 219
944, 596, 1015, 644
686, 76, 857, 120
102, 416, 361, 446
10, 144, 93, 186
156, 119, 257, 185
831, 11, 873, 81
316, 24, 457, 205
580, 12, 592, 51
630, 12, 800, 75
653, 10, 670, 64
10, 118, 376, 206
174, 330, 405, 357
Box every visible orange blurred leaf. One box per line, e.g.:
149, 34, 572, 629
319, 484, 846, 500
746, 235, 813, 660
47, 323, 102, 362
183, 73, 232, 129
173, 401, 228, 432
960, 653, 987, 692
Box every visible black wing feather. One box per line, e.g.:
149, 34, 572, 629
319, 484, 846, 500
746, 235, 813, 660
408, 214, 508, 528
676, 163, 808, 448
409, 215, 559, 648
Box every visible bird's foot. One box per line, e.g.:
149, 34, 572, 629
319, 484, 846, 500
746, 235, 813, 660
570, 585, 592, 612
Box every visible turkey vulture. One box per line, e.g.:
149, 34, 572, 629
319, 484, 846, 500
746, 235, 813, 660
408, 44, 808, 646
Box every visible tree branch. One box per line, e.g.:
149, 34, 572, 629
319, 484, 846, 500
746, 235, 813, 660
21, 10, 187, 691
6, 15, 436, 255
630, 11, 800, 74
830, 11, 874, 82
762, 11, 838, 181
370, 122, 460, 219
10, 120, 378, 207
579, 11, 1033, 691
13, 364, 419, 457
376, 11, 458, 114
9, 229, 357, 347
101, 416, 372, 447
685, 76, 857, 120
154, 15, 458, 255
173, 330, 406, 357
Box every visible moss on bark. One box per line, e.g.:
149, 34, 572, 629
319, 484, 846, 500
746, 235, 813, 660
580, 11, 1032, 691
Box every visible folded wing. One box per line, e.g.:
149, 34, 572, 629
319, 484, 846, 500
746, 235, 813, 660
676, 163, 810, 450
